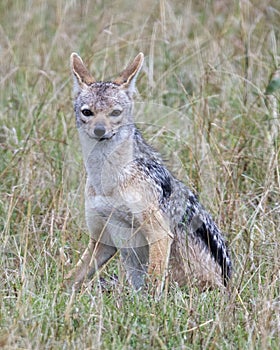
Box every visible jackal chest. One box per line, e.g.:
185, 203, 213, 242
85, 179, 125, 213
84, 157, 132, 220
85, 159, 125, 197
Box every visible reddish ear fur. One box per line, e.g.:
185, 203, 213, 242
70, 52, 144, 95
70, 53, 95, 87
114, 52, 144, 89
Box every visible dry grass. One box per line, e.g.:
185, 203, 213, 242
0, 0, 279, 349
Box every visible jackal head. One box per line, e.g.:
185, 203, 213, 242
70, 52, 144, 141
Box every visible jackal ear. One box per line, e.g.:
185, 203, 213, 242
114, 53, 144, 95
70, 53, 95, 95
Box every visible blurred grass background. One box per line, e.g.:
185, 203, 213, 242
0, 0, 279, 348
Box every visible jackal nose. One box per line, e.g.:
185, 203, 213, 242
94, 124, 106, 137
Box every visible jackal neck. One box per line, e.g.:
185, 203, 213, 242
78, 124, 135, 192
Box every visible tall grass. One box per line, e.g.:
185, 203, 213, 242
0, 0, 279, 348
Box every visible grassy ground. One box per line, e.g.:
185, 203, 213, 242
0, 0, 279, 349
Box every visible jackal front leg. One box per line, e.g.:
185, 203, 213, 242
65, 238, 117, 290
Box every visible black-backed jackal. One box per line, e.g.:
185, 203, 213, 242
65, 52, 232, 296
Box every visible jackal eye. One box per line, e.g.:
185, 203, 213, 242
110, 109, 122, 117
81, 108, 93, 117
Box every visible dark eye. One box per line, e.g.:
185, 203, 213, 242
110, 109, 122, 117
81, 109, 93, 117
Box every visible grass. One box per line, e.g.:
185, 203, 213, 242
0, 0, 279, 348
